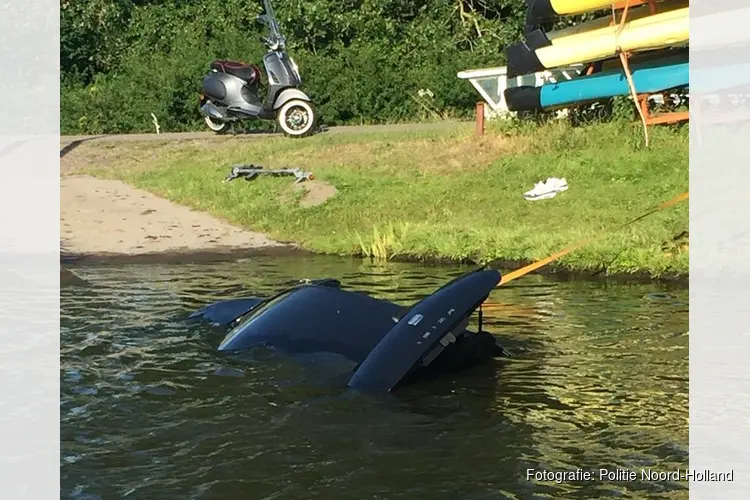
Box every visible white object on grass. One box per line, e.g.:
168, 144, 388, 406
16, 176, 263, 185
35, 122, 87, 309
524, 177, 569, 201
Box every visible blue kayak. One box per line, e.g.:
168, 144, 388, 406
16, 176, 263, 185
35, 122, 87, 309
504, 53, 689, 112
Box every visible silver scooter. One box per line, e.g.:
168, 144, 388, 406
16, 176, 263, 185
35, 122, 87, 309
198, 0, 318, 137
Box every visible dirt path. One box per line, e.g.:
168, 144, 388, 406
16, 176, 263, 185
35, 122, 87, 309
61, 176, 291, 258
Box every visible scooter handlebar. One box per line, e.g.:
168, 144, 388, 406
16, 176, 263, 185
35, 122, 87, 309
260, 35, 284, 52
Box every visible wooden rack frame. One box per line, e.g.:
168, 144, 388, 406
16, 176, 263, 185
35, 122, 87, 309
637, 93, 689, 125
581, 0, 688, 127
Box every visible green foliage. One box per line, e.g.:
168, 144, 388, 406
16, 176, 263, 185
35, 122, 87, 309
61, 0, 134, 83
61, 0, 528, 134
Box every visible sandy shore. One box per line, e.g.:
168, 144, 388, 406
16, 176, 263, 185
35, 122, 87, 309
61, 175, 292, 259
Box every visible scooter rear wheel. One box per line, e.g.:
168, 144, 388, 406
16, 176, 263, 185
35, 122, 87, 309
204, 116, 231, 135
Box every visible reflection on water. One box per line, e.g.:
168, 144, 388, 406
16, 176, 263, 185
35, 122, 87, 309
61, 255, 688, 499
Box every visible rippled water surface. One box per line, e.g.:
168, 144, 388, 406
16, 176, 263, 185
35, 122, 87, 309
61, 255, 688, 499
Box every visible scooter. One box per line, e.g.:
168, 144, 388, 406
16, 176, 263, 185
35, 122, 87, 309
198, 0, 318, 137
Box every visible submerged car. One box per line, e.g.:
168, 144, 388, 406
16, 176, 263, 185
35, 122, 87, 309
189, 267, 509, 394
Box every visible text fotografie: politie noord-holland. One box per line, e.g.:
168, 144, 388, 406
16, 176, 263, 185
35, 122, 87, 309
526, 468, 734, 483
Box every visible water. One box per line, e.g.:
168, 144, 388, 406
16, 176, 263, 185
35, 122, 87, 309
61, 255, 689, 499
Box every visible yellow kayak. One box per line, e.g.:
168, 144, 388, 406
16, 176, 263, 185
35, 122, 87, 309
546, 0, 688, 44
527, 0, 670, 22
506, 6, 689, 77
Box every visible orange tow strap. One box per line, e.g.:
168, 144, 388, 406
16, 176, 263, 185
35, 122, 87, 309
496, 191, 689, 286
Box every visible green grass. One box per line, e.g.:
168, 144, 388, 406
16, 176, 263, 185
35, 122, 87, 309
82, 118, 689, 278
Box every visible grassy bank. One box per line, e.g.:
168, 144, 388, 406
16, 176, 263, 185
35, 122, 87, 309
79, 119, 689, 278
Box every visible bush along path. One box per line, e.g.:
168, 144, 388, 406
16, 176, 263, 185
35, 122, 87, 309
61, 1, 550, 135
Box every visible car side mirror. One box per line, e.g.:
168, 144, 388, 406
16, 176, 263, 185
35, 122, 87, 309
256, 14, 268, 25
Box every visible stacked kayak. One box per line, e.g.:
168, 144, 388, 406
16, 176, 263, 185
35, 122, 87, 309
505, 50, 688, 112
526, 0, 627, 22
503, 0, 690, 115
526, 0, 688, 50
507, 0, 688, 78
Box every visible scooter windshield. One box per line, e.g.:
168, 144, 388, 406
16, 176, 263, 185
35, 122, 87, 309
262, 0, 282, 39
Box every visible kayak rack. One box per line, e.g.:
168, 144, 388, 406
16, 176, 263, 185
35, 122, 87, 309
465, 0, 689, 142
636, 92, 689, 126
576, 0, 689, 138
617, 0, 688, 134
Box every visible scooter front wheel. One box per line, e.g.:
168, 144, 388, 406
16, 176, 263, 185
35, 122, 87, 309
204, 116, 231, 135
276, 99, 318, 138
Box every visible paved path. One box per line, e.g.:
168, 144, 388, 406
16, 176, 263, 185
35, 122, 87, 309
60, 121, 469, 145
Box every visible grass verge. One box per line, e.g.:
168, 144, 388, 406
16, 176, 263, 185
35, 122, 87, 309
75, 118, 689, 278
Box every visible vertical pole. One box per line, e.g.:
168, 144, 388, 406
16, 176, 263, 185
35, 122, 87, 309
638, 95, 651, 126
476, 101, 485, 137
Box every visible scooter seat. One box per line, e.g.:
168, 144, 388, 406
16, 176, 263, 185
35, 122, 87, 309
210, 60, 260, 83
